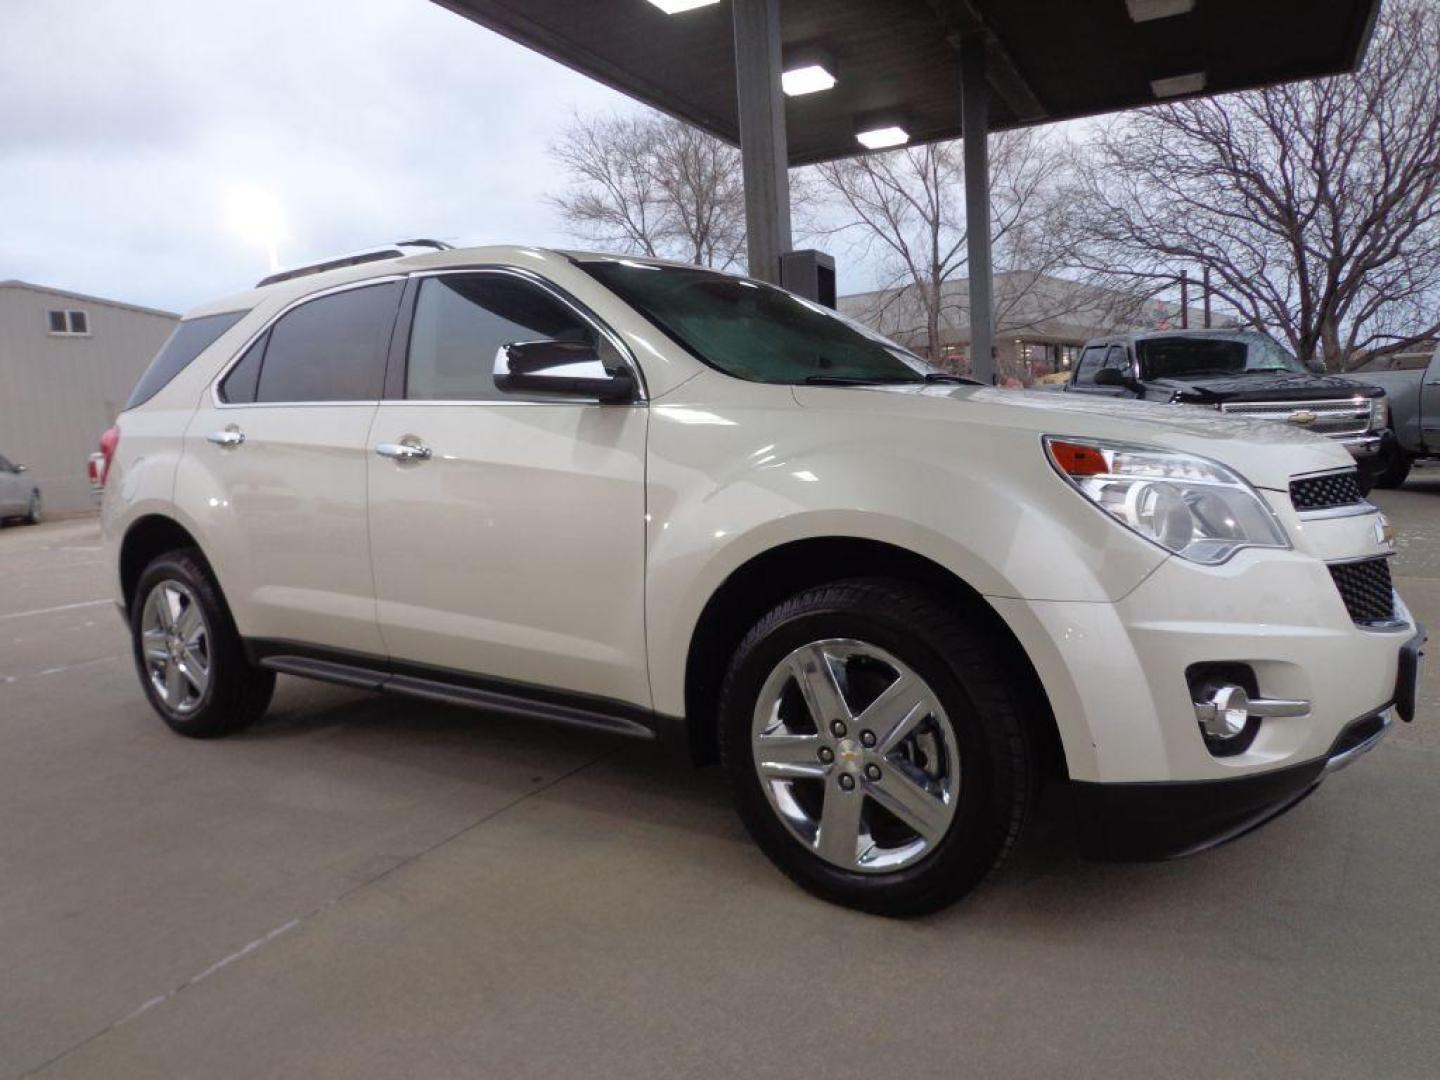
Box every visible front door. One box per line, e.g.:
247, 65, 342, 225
366, 270, 649, 708
180, 279, 403, 655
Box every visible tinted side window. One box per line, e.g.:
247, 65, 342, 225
1103, 345, 1130, 373
1073, 346, 1106, 385
405, 274, 603, 401
126, 310, 248, 409
220, 332, 268, 404
256, 282, 401, 403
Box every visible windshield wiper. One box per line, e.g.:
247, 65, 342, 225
923, 372, 982, 385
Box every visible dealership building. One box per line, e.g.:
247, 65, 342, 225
0, 281, 176, 515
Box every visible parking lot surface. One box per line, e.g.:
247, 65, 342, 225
3, 485, 1439, 1079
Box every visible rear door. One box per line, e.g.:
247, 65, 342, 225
365, 269, 649, 707
179, 279, 402, 655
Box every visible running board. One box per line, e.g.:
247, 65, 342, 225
257, 651, 656, 740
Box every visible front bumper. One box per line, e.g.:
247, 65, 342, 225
1071, 706, 1397, 860
1337, 432, 1384, 459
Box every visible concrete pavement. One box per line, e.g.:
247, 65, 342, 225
2, 484, 1438, 1079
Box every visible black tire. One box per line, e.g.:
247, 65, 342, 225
130, 548, 275, 738
24, 490, 41, 524
1370, 446, 1413, 490
718, 579, 1032, 917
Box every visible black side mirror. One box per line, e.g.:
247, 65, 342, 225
493, 340, 637, 403
1094, 367, 1137, 393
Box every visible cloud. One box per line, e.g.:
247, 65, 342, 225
0, 0, 637, 311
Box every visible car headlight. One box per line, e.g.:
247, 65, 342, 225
1370, 395, 1389, 431
1044, 436, 1289, 565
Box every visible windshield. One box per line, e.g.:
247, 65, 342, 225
1136, 332, 1309, 379
580, 260, 937, 384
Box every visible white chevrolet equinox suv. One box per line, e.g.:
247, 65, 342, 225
102, 242, 1424, 915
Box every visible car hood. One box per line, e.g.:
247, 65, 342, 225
1151, 371, 1384, 403
793, 383, 1353, 491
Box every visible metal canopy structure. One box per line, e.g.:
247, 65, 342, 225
431, 0, 1380, 381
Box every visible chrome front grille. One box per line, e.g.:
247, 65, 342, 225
1219, 398, 1371, 437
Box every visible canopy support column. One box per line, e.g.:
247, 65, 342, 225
733, 0, 792, 284
960, 34, 995, 384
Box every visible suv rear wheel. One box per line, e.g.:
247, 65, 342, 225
719, 579, 1032, 917
130, 549, 274, 738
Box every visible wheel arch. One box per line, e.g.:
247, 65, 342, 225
680, 536, 1065, 778
118, 514, 206, 615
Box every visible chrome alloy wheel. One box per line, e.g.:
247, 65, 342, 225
139, 579, 211, 715
751, 639, 961, 873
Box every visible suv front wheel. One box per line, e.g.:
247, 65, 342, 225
719, 579, 1032, 917
130, 549, 275, 737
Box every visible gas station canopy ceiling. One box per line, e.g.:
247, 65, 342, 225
431, 0, 1380, 165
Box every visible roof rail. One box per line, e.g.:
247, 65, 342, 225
254, 239, 455, 289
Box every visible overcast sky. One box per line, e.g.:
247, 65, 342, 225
1, 0, 656, 313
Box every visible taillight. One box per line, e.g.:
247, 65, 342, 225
99, 425, 120, 487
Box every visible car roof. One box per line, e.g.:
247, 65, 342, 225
181, 244, 556, 321
183, 244, 733, 322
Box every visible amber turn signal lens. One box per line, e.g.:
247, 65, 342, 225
1048, 440, 1108, 477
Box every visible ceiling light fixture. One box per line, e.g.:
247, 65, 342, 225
1125, 0, 1196, 22
1150, 71, 1206, 98
645, 0, 721, 13
856, 124, 910, 150
782, 62, 837, 96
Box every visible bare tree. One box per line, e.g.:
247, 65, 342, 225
1066, 0, 1440, 369
810, 128, 1103, 371
549, 111, 746, 269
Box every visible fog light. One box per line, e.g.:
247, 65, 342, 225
1196, 684, 1250, 739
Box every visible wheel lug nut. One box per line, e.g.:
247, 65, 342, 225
818, 747, 834, 763
860, 730, 876, 748
865, 764, 881, 781
838, 774, 855, 791
830, 720, 847, 737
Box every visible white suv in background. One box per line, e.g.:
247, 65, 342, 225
101, 242, 1423, 915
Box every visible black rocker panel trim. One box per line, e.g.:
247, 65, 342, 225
245, 638, 675, 742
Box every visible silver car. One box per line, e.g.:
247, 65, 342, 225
0, 452, 41, 525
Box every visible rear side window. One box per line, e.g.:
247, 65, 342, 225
219, 333, 267, 404
252, 282, 401, 403
125, 310, 247, 409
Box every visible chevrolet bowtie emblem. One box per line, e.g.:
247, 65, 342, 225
1288, 410, 1318, 426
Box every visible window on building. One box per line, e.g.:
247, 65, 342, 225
47, 309, 90, 335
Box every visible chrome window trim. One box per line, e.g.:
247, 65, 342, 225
402, 264, 649, 405
210, 275, 407, 410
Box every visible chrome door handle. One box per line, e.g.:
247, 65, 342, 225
1425, 380, 1440, 386
375, 441, 432, 462
206, 429, 245, 447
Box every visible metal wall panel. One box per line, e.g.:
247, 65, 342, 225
0, 284, 177, 515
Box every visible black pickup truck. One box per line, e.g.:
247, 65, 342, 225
1065, 329, 1391, 487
